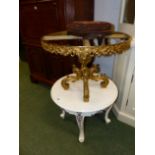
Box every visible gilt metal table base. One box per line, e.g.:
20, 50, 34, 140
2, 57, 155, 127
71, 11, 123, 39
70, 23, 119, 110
61, 64, 109, 102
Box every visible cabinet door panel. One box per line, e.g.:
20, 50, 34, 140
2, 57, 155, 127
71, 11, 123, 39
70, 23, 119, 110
36, 1, 61, 35
26, 46, 47, 77
45, 53, 65, 80
20, 0, 62, 44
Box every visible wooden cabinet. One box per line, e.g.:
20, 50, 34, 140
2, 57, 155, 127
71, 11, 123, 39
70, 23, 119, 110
26, 46, 47, 78
20, 0, 94, 85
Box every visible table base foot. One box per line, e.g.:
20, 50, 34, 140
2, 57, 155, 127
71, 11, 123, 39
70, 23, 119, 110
79, 136, 85, 143
105, 118, 111, 124
60, 110, 65, 119
76, 114, 85, 143
105, 105, 113, 124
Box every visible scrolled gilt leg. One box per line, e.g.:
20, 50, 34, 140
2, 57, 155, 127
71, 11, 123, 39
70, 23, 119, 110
90, 73, 109, 88
100, 74, 109, 88
61, 75, 79, 90
60, 109, 66, 119
61, 77, 70, 90
105, 105, 113, 124
76, 114, 85, 143
82, 67, 90, 102
83, 77, 89, 102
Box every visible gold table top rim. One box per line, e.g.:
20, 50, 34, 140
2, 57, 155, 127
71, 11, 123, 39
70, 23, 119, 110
41, 31, 132, 57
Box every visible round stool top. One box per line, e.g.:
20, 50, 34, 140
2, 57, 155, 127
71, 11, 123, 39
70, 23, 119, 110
67, 21, 114, 38
51, 75, 118, 114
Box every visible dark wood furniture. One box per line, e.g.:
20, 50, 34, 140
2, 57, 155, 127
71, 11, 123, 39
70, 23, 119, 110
19, 0, 94, 85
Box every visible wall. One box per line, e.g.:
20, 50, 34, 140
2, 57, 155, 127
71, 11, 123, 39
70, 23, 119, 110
94, 0, 122, 77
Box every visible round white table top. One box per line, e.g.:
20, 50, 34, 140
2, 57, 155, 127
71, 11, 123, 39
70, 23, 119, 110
51, 75, 118, 114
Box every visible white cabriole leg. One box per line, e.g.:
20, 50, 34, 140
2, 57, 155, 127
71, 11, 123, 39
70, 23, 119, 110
105, 105, 113, 124
76, 114, 85, 143
60, 110, 65, 119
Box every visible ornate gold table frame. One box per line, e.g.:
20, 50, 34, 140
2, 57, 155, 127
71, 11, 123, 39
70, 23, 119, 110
41, 32, 131, 102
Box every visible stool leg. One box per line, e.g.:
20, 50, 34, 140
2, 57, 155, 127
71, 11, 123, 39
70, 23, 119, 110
60, 109, 65, 119
105, 105, 113, 124
76, 114, 85, 143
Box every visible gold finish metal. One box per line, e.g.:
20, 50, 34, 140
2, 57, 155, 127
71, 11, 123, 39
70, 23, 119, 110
41, 32, 132, 102
61, 64, 109, 102
41, 32, 131, 57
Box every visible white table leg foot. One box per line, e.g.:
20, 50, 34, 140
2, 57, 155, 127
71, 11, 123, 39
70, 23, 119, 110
76, 114, 85, 143
60, 110, 65, 119
105, 105, 112, 124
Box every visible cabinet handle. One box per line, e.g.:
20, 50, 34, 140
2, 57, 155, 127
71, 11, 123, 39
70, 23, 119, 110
33, 6, 38, 10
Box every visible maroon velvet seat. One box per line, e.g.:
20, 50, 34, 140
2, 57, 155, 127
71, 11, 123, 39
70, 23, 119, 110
67, 21, 114, 39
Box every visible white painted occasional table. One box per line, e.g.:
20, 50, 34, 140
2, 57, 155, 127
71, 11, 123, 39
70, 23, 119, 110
50, 74, 118, 143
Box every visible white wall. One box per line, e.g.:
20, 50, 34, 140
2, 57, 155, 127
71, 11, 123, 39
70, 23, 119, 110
94, 0, 122, 77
